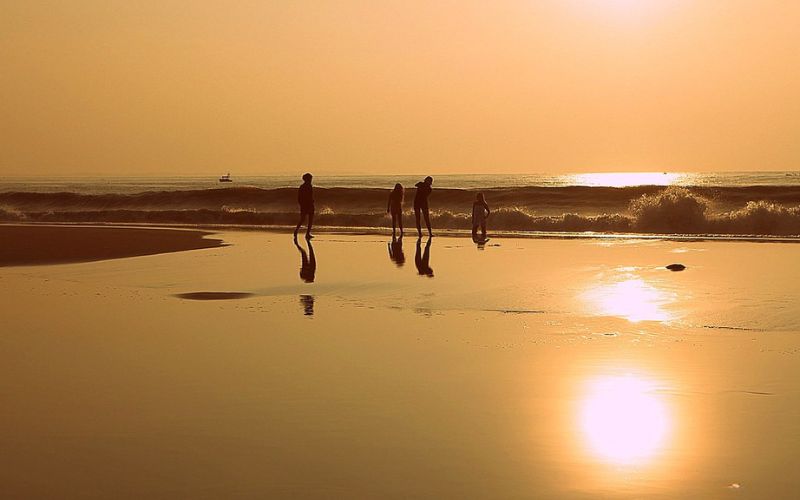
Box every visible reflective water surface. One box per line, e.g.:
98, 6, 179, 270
3, 232, 799, 499
570, 172, 683, 188
579, 374, 671, 465
581, 275, 677, 323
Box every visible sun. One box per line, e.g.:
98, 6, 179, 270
567, 0, 676, 24
602, 0, 642, 7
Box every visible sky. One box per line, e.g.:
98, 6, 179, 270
1, 0, 799, 176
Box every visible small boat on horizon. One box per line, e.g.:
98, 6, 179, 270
219, 173, 233, 183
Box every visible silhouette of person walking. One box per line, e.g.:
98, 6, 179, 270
387, 183, 405, 237
414, 176, 434, 238
471, 192, 491, 241
388, 234, 405, 267
295, 238, 316, 283
415, 237, 433, 277
294, 173, 314, 240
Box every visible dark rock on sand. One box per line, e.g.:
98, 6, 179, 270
666, 264, 686, 271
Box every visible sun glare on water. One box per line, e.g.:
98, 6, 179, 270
571, 172, 682, 188
580, 375, 671, 465
582, 278, 673, 323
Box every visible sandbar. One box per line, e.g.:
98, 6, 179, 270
0, 224, 224, 266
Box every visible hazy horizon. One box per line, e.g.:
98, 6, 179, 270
5, 169, 800, 180
3, 1, 799, 176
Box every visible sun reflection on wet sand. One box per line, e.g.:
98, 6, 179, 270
582, 277, 675, 323
579, 375, 671, 465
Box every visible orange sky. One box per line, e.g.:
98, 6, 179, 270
1, 0, 799, 176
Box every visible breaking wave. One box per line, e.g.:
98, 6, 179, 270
2, 185, 799, 237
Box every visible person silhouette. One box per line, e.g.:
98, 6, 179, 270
387, 183, 405, 237
414, 237, 434, 277
388, 234, 405, 267
471, 192, 491, 241
294, 173, 314, 240
295, 238, 316, 283
413, 176, 434, 238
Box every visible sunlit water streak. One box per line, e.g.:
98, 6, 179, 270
581, 277, 676, 323
579, 375, 671, 466
569, 172, 683, 187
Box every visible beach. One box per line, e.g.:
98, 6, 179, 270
0, 224, 798, 498
6, 0, 800, 496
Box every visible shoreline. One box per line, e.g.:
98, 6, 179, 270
4, 221, 799, 244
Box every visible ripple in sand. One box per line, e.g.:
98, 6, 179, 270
175, 292, 255, 300
702, 324, 763, 332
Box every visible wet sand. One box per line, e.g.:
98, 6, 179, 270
0, 224, 224, 266
1, 226, 799, 499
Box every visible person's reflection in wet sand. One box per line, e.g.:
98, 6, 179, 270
415, 237, 434, 277
295, 238, 316, 283
299, 294, 315, 316
388, 235, 405, 267
472, 233, 488, 251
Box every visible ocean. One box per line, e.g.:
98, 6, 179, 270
2, 172, 800, 237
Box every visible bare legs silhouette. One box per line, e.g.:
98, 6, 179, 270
414, 207, 432, 238
391, 211, 404, 238
471, 221, 487, 241
294, 211, 314, 240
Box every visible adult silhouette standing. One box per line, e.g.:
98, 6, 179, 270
413, 176, 434, 238
294, 173, 314, 240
